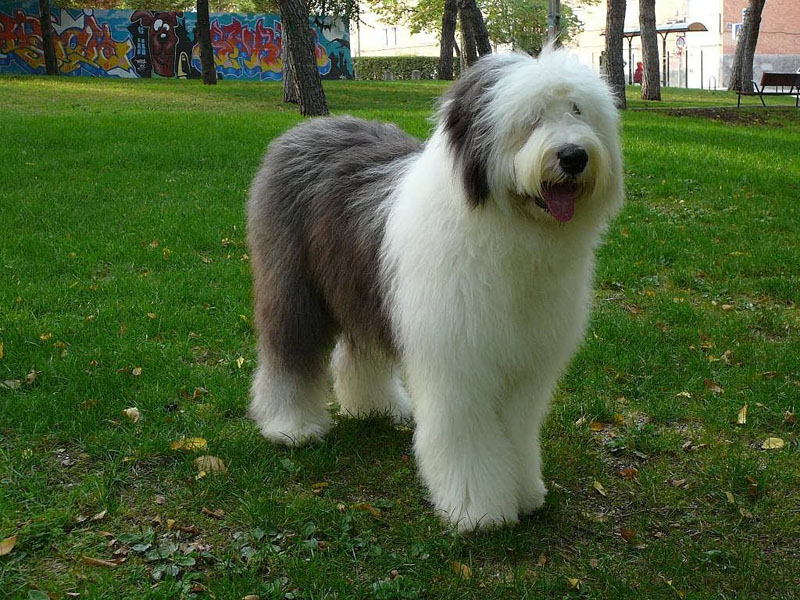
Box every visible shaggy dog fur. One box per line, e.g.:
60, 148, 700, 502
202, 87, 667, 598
247, 48, 624, 532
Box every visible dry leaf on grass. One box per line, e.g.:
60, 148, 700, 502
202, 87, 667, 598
194, 455, 227, 474
122, 407, 140, 423
589, 421, 605, 432
171, 437, 208, 452
132, 367, 142, 376
567, 578, 581, 589
0, 535, 17, 556
81, 556, 121, 568
784, 412, 797, 425
703, 379, 723, 394
201, 506, 224, 519
451, 561, 471, 579
593, 480, 607, 497
619, 467, 638, 479
354, 503, 381, 518
91, 509, 107, 521
0, 341, 4, 360
241, 595, 260, 600
737, 405, 747, 425
536, 553, 547, 567
236, 356, 245, 369
620, 528, 636, 543
725, 492, 735, 504
761, 437, 784, 450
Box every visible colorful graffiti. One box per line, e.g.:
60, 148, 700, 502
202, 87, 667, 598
0, 1, 352, 80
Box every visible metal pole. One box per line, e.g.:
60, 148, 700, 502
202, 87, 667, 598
661, 33, 667, 87
685, 49, 688, 88
627, 37, 633, 84
701, 49, 704, 89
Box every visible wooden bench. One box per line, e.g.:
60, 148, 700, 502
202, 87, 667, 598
737, 72, 800, 107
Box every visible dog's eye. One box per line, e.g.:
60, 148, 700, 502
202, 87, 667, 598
571, 103, 581, 116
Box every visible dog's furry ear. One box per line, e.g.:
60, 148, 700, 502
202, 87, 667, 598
439, 60, 503, 207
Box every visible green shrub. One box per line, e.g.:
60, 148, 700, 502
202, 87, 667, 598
354, 56, 461, 80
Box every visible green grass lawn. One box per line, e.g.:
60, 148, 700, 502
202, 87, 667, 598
0, 76, 798, 599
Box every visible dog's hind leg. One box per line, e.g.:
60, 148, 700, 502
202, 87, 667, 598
248, 260, 335, 446
331, 338, 411, 424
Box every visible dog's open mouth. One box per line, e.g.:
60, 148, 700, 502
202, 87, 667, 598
534, 182, 579, 223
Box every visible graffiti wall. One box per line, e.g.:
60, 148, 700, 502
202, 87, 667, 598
0, 1, 352, 80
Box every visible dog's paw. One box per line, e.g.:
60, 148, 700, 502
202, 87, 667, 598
435, 500, 519, 533
519, 478, 548, 515
255, 415, 332, 446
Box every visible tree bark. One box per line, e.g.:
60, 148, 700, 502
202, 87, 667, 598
38, 0, 58, 76
282, 42, 299, 103
458, 4, 478, 68
639, 0, 660, 100
278, 0, 328, 116
439, 0, 458, 80
460, 0, 491, 56
604, 0, 627, 109
728, 0, 766, 92
196, 0, 217, 85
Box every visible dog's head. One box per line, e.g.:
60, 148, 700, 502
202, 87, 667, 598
437, 48, 623, 226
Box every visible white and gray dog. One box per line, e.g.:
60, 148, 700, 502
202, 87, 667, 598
247, 48, 623, 532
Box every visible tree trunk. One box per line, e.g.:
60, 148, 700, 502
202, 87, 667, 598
728, 0, 766, 92
439, 0, 458, 80
282, 42, 299, 103
278, 0, 328, 116
604, 0, 627, 109
196, 0, 217, 85
38, 0, 58, 76
465, 0, 492, 56
639, 0, 660, 100
458, 5, 478, 68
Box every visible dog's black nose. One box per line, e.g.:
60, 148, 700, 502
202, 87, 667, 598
557, 144, 589, 175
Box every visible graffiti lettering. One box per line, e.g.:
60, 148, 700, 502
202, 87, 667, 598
0, 1, 352, 80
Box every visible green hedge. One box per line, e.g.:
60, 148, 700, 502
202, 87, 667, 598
354, 56, 461, 81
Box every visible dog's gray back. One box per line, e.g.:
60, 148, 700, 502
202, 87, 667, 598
247, 117, 422, 370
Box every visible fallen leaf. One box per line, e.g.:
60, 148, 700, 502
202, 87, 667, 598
201, 506, 224, 519
451, 561, 471, 579
1, 379, 22, 390
336, 503, 347, 512
81, 556, 120, 568
166, 519, 176, 530
676, 391, 692, 398
236, 356, 245, 369
613, 413, 626, 426
354, 503, 381, 518
739, 507, 753, 518
574, 415, 587, 426
619, 467, 638, 479
784, 411, 797, 425
132, 367, 142, 376
736, 405, 747, 425
567, 577, 580, 589
589, 421, 605, 432
171, 437, 207, 452
149, 239, 159, 248
721, 304, 733, 311
593, 480, 607, 497
155, 495, 165, 505
536, 553, 547, 567
242, 596, 260, 600
195, 470, 206, 480
163, 248, 172, 261
91, 509, 107, 521
147, 313, 157, 320
761, 437, 784, 450
670, 478, 687, 487
589, 558, 599, 568
725, 491, 735, 504
194, 455, 227, 474
39, 332, 52, 341
703, 379, 723, 394
0, 341, 3, 359
122, 407, 140, 423
620, 528, 636, 543
0, 535, 16, 556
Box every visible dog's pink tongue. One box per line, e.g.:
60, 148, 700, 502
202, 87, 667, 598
543, 185, 576, 222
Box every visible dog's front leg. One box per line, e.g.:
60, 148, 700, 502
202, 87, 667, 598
409, 370, 520, 532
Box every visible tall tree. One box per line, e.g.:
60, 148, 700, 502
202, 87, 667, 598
458, 1, 479, 67
728, 0, 766, 92
604, 0, 626, 109
38, 0, 58, 75
439, 0, 458, 79
282, 43, 299, 103
463, 0, 492, 55
196, 0, 217, 85
278, 0, 329, 116
638, 0, 659, 100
